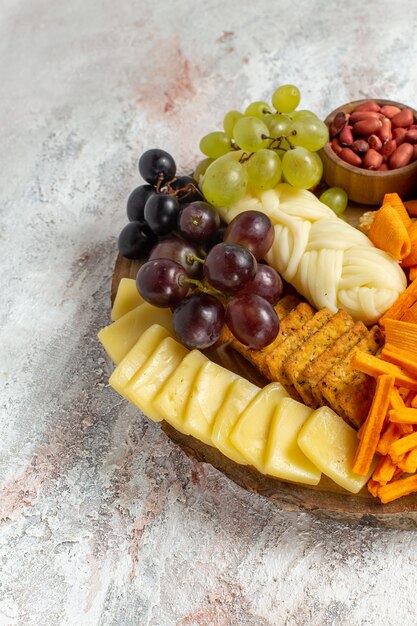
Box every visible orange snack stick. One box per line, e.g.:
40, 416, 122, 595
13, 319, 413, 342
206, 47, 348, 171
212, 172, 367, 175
388, 431, 417, 464
383, 193, 412, 228
404, 199, 417, 217
378, 474, 417, 504
380, 344, 417, 379
402, 221, 417, 267
351, 351, 417, 391
368, 203, 411, 260
379, 279, 417, 326
397, 448, 417, 474
384, 319, 417, 357
352, 375, 395, 475
399, 302, 417, 323
408, 266, 417, 282
376, 422, 400, 455
389, 387, 405, 410
411, 394, 417, 409
388, 408, 417, 424
398, 422, 414, 435
372, 454, 398, 485
367, 479, 381, 498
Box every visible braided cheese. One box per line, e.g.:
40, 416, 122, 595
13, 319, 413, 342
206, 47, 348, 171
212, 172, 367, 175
217, 184, 406, 325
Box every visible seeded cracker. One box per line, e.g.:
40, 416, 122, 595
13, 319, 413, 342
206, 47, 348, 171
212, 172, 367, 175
284, 309, 354, 406
308, 321, 368, 407
318, 325, 384, 428
265, 307, 333, 398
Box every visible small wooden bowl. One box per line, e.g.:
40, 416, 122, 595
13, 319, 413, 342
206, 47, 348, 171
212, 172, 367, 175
320, 99, 417, 205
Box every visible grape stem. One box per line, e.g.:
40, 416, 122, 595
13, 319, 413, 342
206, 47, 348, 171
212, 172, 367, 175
266, 130, 297, 151
181, 277, 226, 300
186, 253, 205, 265
238, 151, 253, 164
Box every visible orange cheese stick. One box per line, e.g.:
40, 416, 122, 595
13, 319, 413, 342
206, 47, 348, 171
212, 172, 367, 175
380, 344, 417, 379
378, 474, 417, 504
351, 351, 417, 391
388, 408, 417, 424
379, 279, 417, 326
372, 454, 398, 485
352, 375, 395, 475
376, 422, 400, 456
368, 203, 411, 260
388, 431, 417, 464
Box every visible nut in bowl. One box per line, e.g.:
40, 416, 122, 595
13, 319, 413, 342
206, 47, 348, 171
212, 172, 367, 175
320, 99, 417, 205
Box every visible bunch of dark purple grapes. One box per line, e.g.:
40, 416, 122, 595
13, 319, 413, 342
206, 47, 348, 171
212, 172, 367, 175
118, 148, 208, 260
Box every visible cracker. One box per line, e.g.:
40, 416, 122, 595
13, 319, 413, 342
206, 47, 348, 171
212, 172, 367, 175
265, 307, 333, 397
284, 309, 354, 406
318, 326, 384, 428
307, 321, 368, 407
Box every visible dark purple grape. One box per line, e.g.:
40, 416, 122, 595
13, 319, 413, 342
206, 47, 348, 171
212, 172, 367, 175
118, 221, 157, 259
144, 193, 180, 236
170, 175, 202, 203
226, 294, 279, 349
178, 201, 220, 243
136, 259, 188, 307
173, 292, 225, 349
139, 149, 176, 185
203, 243, 256, 293
127, 184, 155, 221
238, 263, 283, 304
149, 237, 202, 277
224, 210, 275, 260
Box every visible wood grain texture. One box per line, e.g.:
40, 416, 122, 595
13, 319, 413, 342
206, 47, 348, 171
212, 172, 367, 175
320, 99, 417, 205
112, 254, 417, 528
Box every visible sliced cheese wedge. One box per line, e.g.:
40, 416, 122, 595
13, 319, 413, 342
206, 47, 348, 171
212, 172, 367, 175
124, 336, 188, 422
230, 382, 288, 472
109, 324, 171, 397
98, 302, 174, 364
297, 405, 376, 493
264, 398, 321, 485
111, 278, 144, 321
183, 361, 239, 446
152, 350, 209, 434
211, 377, 260, 465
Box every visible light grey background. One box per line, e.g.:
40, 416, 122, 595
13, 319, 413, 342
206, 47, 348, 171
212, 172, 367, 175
2, 1, 417, 624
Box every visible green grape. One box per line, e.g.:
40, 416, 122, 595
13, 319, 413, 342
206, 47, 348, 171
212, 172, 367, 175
282, 147, 323, 189
194, 157, 214, 182
246, 149, 282, 189
223, 110, 243, 138
244, 100, 272, 119
233, 117, 269, 152
319, 187, 348, 216
289, 117, 329, 152
264, 113, 293, 139
200, 131, 232, 159
272, 84, 301, 113
291, 109, 318, 121
202, 159, 248, 206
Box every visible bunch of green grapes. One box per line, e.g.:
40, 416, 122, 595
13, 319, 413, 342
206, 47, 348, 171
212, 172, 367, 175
198, 85, 332, 208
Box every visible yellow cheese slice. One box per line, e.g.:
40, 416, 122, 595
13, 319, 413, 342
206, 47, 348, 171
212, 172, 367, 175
264, 398, 321, 485
211, 377, 260, 465
124, 336, 188, 422
111, 278, 144, 321
297, 405, 376, 493
183, 361, 239, 446
230, 382, 288, 471
109, 324, 171, 397
98, 302, 174, 364
152, 350, 209, 434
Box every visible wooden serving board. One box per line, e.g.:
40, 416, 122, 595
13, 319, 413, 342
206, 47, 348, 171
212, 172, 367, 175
112, 254, 417, 529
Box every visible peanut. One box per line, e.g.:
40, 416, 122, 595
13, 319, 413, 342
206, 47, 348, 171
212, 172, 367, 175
368, 134, 382, 151
339, 125, 354, 146
379, 105, 401, 119
363, 148, 383, 170
349, 111, 384, 124
329, 111, 348, 138
393, 127, 407, 145
352, 138, 369, 153
331, 137, 343, 154
391, 108, 415, 128
380, 139, 397, 158
338, 147, 362, 167
354, 100, 381, 113
377, 163, 389, 171
389, 143, 414, 169
353, 118, 382, 136
405, 128, 417, 144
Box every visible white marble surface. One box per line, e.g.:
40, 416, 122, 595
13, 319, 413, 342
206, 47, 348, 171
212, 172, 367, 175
2, 1, 417, 624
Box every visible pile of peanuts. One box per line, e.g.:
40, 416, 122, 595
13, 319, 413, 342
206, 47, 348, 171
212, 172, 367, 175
329, 100, 417, 170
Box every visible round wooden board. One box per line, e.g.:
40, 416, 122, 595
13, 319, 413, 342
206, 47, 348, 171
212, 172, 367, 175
112, 254, 417, 529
